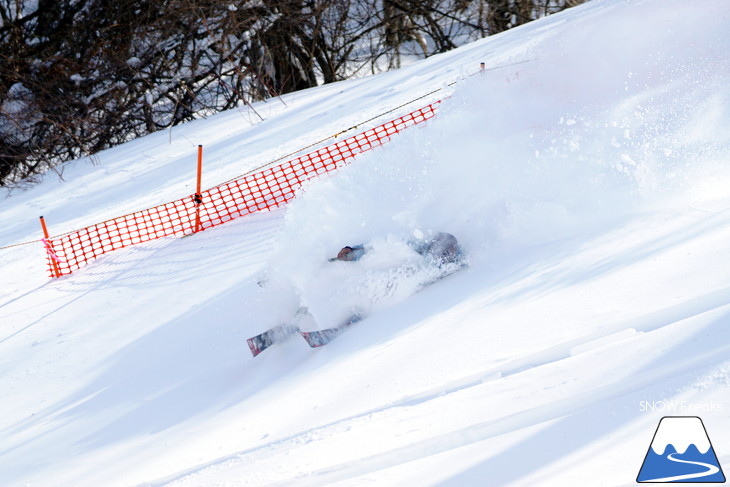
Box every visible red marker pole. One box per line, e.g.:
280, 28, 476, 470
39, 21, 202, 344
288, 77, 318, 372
39, 216, 61, 278
193, 145, 203, 233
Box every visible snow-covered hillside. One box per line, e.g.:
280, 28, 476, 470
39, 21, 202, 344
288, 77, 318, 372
2, 0, 730, 485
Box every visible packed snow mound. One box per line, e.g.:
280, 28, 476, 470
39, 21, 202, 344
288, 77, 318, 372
265, 0, 730, 326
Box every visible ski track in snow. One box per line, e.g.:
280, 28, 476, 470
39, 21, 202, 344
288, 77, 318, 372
148, 301, 730, 486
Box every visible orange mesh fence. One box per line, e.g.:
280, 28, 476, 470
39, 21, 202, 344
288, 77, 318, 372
43, 102, 440, 277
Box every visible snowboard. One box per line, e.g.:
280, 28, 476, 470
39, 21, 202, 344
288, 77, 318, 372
246, 260, 466, 357
247, 323, 300, 357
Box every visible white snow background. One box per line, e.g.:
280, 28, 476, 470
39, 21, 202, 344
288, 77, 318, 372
2, 0, 730, 485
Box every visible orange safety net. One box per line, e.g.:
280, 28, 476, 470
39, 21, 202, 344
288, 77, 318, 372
43, 102, 440, 277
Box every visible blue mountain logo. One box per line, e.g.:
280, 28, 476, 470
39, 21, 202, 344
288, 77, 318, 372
637, 416, 725, 483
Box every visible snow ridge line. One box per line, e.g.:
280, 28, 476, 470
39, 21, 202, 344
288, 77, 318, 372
219, 58, 533, 186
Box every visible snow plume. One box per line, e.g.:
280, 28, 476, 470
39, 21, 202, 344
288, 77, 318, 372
526, 0, 730, 206
266, 0, 730, 326
263, 72, 635, 325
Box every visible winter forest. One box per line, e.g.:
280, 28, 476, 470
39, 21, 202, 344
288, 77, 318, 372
1, 0, 582, 188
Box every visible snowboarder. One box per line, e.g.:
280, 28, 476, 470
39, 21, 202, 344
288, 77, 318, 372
331, 244, 367, 262
332, 232, 463, 266
247, 232, 466, 356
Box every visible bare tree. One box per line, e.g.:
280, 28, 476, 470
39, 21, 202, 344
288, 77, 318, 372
0, 0, 585, 187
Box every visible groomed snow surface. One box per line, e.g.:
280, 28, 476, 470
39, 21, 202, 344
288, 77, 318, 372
2, 0, 730, 485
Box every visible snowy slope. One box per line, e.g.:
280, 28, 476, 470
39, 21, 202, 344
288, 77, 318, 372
2, 0, 730, 486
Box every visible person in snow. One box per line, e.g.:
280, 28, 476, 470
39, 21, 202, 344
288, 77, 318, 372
332, 232, 464, 266
248, 232, 465, 356
333, 244, 367, 262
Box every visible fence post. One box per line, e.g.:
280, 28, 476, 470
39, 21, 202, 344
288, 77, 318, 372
39, 216, 61, 278
193, 145, 203, 233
